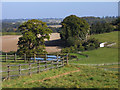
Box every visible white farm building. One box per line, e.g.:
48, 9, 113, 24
100, 42, 107, 47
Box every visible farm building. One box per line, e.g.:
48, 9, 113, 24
100, 42, 107, 47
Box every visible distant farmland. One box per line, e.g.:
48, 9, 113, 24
1, 33, 62, 53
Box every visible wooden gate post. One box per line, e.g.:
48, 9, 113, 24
7, 65, 10, 80
5, 53, 7, 62
24, 54, 26, 63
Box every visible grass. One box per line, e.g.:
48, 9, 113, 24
90, 31, 118, 48
0, 32, 22, 36
95, 64, 119, 72
1, 31, 119, 88
69, 53, 86, 59
69, 31, 119, 64
2, 65, 119, 88
69, 47, 118, 64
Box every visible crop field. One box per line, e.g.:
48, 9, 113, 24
1, 33, 61, 53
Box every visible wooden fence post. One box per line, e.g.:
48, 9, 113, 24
45, 54, 47, 69
14, 53, 17, 62
24, 54, 26, 63
66, 54, 69, 65
7, 65, 10, 80
29, 63, 31, 76
34, 54, 36, 63
57, 54, 59, 67
51, 60, 53, 69
37, 60, 40, 73
62, 57, 64, 66
5, 53, 7, 62
19, 64, 21, 77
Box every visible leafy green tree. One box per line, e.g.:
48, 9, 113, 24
17, 19, 52, 56
83, 38, 99, 50
90, 22, 114, 34
112, 17, 120, 31
60, 15, 90, 44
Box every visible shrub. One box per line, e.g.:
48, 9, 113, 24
78, 43, 84, 51
83, 38, 100, 50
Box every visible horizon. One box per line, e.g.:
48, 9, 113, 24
2, 15, 118, 20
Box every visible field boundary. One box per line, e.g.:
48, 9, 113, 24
1, 54, 69, 80
70, 62, 119, 66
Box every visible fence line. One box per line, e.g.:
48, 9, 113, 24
1, 54, 68, 80
1, 53, 69, 63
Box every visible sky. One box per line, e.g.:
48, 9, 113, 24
2, 2, 118, 19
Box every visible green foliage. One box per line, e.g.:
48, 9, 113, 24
82, 16, 117, 25
82, 38, 99, 50
17, 19, 52, 56
91, 31, 118, 48
90, 22, 114, 34
2, 22, 21, 32
66, 37, 76, 46
77, 43, 84, 51
61, 38, 99, 53
60, 15, 90, 43
112, 17, 120, 31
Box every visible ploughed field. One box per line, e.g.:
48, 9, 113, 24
1, 33, 62, 53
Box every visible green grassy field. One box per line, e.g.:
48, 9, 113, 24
69, 47, 118, 64
2, 65, 119, 88
2, 31, 119, 88
69, 31, 119, 64
90, 31, 118, 48
0, 32, 22, 36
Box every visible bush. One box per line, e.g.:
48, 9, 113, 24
78, 43, 84, 51
83, 38, 100, 50
61, 38, 100, 53
66, 37, 76, 46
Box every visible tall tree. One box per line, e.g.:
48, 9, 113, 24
60, 15, 90, 45
17, 19, 52, 56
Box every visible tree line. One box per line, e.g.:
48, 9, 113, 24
2, 15, 120, 55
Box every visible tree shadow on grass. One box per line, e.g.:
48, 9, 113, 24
45, 39, 66, 47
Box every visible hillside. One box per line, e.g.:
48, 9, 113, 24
2, 65, 118, 88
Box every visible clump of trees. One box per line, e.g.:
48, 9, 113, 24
17, 19, 52, 56
61, 38, 99, 53
60, 15, 100, 53
90, 22, 114, 34
112, 17, 120, 31
60, 15, 90, 45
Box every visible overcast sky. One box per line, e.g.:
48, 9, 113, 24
2, 2, 118, 19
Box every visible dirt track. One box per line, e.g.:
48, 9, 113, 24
1, 33, 62, 53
